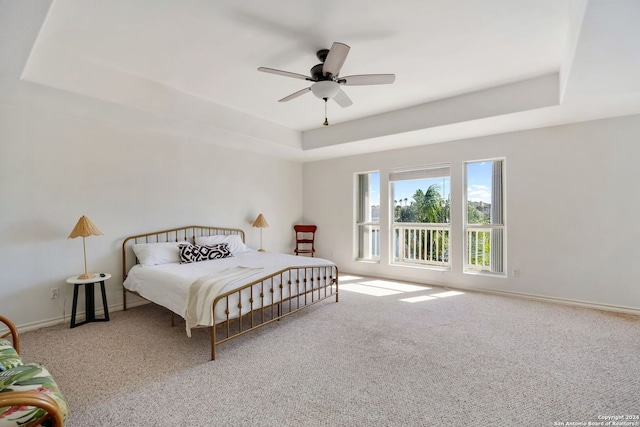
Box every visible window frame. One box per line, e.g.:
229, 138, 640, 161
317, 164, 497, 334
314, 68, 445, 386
389, 164, 451, 270
463, 158, 506, 276
355, 171, 380, 262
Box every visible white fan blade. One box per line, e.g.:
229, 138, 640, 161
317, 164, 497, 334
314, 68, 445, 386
278, 87, 311, 102
339, 74, 396, 86
323, 42, 350, 77
333, 89, 353, 108
258, 67, 313, 81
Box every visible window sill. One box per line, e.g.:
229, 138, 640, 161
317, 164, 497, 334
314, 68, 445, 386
463, 269, 506, 278
391, 262, 450, 272
355, 258, 380, 264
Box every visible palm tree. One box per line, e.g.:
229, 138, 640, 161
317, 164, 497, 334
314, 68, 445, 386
409, 185, 445, 223
405, 184, 448, 261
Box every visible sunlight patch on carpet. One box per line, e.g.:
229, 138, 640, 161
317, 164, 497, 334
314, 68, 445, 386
399, 295, 439, 303
340, 283, 402, 296
430, 291, 465, 298
400, 290, 465, 303
361, 280, 428, 293
337, 274, 365, 282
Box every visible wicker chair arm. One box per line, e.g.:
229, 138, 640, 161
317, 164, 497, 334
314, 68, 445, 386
0, 315, 19, 354
0, 390, 64, 427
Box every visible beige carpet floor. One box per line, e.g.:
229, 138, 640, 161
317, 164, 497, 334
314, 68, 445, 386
18, 275, 640, 426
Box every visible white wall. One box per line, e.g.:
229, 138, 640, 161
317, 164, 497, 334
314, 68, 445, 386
0, 104, 303, 328
303, 114, 640, 313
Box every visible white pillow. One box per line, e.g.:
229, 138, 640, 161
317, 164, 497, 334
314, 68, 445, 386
132, 242, 187, 266
194, 234, 248, 254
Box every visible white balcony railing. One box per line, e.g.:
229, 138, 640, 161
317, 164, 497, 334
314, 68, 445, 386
393, 223, 450, 267
467, 226, 492, 271
363, 225, 494, 272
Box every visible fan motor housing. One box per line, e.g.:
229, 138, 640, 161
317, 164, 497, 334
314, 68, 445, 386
310, 64, 326, 80
316, 49, 329, 62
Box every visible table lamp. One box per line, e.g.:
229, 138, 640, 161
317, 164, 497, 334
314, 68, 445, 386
252, 213, 269, 252
68, 215, 103, 279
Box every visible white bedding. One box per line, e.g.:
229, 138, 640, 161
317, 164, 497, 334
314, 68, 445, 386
123, 250, 336, 330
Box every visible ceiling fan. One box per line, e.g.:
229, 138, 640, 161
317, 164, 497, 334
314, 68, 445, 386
258, 42, 395, 125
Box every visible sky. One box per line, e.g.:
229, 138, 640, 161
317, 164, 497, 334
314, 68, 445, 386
369, 161, 493, 206
466, 161, 493, 203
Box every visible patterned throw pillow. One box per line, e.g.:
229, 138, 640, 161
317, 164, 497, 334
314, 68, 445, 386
0, 363, 69, 424
178, 243, 233, 263
0, 338, 22, 371
0, 364, 42, 389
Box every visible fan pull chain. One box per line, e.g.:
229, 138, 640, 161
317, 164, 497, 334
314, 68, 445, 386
323, 98, 329, 126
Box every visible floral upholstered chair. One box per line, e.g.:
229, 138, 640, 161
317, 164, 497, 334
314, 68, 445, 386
0, 315, 68, 427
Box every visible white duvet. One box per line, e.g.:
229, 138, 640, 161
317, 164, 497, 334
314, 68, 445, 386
123, 250, 336, 331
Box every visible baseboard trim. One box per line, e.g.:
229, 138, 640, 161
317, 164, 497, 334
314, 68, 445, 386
341, 271, 640, 317
468, 287, 640, 316
11, 300, 150, 334
7, 274, 638, 334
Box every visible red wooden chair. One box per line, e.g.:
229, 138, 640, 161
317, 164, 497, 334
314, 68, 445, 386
294, 225, 317, 257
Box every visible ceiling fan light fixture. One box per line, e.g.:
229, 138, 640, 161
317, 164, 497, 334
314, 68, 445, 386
258, 41, 396, 125
311, 81, 340, 100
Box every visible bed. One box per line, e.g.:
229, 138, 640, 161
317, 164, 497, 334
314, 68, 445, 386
122, 225, 338, 360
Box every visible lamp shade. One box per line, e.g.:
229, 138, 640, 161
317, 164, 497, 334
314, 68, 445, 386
252, 214, 268, 252
68, 215, 103, 238
68, 215, 102, 280
252, 214, 269, 228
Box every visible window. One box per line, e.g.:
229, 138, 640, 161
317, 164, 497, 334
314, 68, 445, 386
356, 171, 380, 261
464, 160, 505, 274
390, 165, 450, 268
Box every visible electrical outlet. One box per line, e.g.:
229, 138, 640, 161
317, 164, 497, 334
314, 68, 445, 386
50, 287, 59, 299
512, 269, 520, 277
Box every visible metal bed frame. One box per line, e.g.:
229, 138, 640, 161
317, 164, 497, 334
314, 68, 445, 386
122, 225, 338, 360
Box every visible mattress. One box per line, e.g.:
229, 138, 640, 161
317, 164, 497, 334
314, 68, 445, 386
123, 250, 335, 325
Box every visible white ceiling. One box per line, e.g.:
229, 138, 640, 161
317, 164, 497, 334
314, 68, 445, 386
9, 0, 640, 160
